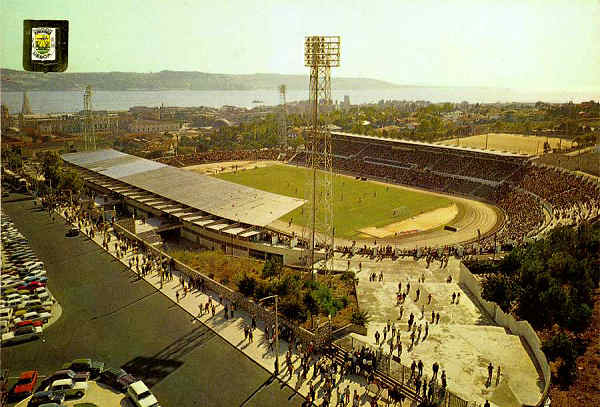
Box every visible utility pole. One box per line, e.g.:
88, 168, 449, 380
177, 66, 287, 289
260, 295, 280, 375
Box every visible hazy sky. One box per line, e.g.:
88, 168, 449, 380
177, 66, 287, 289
1, 0, 599, 91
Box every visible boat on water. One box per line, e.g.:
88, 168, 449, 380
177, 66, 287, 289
252, 100, 264, 103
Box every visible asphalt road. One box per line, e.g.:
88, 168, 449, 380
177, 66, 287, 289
1, 195, 303, 407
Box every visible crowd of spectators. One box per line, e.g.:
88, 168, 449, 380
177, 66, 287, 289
157, 148, 287, 167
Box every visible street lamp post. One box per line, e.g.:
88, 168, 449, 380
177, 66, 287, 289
259, 294, 280, 375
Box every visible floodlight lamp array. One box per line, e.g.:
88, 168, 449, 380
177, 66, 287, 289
304, 36, 340, 67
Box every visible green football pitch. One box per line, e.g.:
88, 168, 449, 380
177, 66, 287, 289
214, 164, 452, 239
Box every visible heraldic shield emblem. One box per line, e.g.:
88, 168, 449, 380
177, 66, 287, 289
32, 27, 56, 61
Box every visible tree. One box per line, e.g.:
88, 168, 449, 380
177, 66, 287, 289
261, 259, 277, 280
237, 273, 257, 297
482, 274, 514, 312
39, 151, 62, 188
59, 168, 83, 194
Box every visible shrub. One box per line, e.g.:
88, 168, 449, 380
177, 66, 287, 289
351, 309, 370, 327
340, 270, 356, 283
237, 274, 257, 297
280, 294, 306, 321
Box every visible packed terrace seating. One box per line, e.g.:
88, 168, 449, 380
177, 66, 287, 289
157, 148, 286, 167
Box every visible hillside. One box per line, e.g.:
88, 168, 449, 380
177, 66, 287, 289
1, 69, 406, 92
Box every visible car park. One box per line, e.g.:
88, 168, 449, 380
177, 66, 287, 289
127, 381, 160, 407
49, 378, 88, 399
2, 214, 55, 344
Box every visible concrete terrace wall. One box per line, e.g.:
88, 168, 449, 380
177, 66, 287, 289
458, 263, 551, 407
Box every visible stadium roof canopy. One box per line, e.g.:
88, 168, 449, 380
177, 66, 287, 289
62, 149, 305, 227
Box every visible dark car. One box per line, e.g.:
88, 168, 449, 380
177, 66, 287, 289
27, 390, 65, 407
51, 369, 76, 382
61, 358, 104, 378
65, 228, 79, 237
99, 367, 136, 392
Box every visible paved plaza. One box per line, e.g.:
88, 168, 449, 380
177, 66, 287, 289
349, 257, 543, 406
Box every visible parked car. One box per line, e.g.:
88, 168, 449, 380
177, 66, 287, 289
27, 390, 65, 407
17, 281, 46, 292
127, 381, 160, 407
1, 325, 43, 345
49, 378, 87, 399
61, 358, 104, 378
14, 319, 44, 329
99, 367, 136, 392
2, 297, 25, 309
0, 307, 13, 323
65, 228, 79, 237
13, 311, 40, 325
9, 370, 39, 399
51, 369, 76, 382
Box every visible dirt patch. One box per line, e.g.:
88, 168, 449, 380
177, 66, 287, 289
437, 133, 577, 155
359, 204, 458, 238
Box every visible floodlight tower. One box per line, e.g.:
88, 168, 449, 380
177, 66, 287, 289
279, 84, 288, 147
303, 35, 340, 277
83, 85, 95, 150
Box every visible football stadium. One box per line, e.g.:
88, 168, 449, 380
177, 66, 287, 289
56, 131, 599, 406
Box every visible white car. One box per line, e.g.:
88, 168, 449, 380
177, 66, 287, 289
34, 287, 51, 302
0, 308, 13, 322
50, 378, 88, 398
1, 297, 25, 309
127, 381, 160, 407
